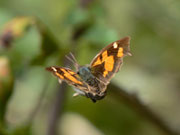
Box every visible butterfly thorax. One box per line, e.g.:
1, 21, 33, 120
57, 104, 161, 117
78, 66, 95, 85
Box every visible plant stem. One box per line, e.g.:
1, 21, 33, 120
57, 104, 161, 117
109, 83, 179, 135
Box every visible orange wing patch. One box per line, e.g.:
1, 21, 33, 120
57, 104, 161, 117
92, 50, 109, 67
102, 50, 108, 61
103, 55, 114, 77
92, 50, 115, 77
92, 57, 102, 66
68, 70, 76, 75
104, 55, 114, 71
55, 73, 64, 79
117, 47, 123, 57
103, 71, 108, 77
61, 69, 82, 85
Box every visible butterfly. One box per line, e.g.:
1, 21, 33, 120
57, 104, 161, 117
46, 36, 131, 102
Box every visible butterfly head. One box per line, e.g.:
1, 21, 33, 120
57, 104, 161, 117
77, 66, 93, 80
86, 91, 106, 103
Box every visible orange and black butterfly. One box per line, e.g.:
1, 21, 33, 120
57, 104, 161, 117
46, 37, 131, 102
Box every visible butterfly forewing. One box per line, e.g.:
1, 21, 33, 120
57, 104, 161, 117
46, 66, 89, 92
90, 37, 131, 84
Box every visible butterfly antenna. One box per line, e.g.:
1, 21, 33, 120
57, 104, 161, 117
65, 52, 79, 71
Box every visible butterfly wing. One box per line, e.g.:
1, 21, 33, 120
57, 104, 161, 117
46, 66, 89, 94
90, 36, 131, 84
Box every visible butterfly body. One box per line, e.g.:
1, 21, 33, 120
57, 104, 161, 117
77, 66, 94, 83
46, 37, 131, 102
76, 66, 107, 102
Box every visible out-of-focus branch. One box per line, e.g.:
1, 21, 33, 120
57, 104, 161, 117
80, 0, 94, 8
109, 83, 179, 135
46, 81, 67, 135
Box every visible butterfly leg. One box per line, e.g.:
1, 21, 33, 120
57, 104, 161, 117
58, 78, 62, 84
73, 93, 80, 97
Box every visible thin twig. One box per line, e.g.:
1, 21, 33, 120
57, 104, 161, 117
109, 83, 180, 135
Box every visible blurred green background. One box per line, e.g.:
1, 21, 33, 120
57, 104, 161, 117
0, 0, 180, 135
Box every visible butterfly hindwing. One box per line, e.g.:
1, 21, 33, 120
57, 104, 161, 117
90, 37, 131, 84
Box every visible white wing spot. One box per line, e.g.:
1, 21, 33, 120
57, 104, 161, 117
51, 67, 57, 72
113, 42, 118, 48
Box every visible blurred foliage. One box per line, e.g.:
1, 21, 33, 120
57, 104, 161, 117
0, 0, 180, 135
0, 17, 34, 47
0, 57, 13, 122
